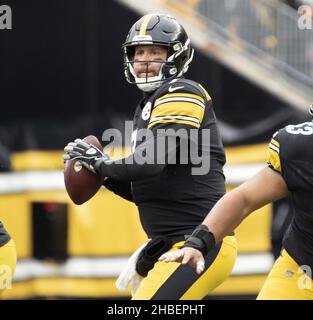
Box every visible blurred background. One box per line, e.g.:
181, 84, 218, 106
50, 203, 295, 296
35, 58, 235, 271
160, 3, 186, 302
0, 0, 312, 299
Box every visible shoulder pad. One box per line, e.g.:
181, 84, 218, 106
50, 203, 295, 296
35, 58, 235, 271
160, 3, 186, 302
272, 122, 313, 160
153, 78, 211, 102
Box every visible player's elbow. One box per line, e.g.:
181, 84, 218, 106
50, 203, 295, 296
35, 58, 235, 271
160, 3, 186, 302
240, 190, 260, 219
229, 187, 255, 220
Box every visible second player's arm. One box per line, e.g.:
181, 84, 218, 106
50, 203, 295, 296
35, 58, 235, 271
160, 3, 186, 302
159, 167, 289, 273
203, 166, 288, 243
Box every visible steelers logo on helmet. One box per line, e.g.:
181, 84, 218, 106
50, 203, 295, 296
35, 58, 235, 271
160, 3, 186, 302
142, 102, 152, 121
122, 13, 194, 92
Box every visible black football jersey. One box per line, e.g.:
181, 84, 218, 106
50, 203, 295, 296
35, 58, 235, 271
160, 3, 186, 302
131, 78, 226, 238
267, 122, 313, 269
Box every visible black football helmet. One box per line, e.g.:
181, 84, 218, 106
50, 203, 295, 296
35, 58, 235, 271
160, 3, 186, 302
123, 14, 194, 92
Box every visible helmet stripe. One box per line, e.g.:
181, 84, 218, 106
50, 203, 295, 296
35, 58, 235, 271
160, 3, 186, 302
139, 14, 155, 36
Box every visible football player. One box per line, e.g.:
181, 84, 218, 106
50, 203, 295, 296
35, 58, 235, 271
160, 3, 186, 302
160, 107, 313, 300
0, 222, 16, 297
64, 14, 237, 299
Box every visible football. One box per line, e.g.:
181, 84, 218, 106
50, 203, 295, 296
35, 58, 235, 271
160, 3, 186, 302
64, 135, 103, 205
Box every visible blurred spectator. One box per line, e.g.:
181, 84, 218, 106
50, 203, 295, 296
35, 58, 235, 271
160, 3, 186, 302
283, 0, 301, 9
284, 0, 313, 10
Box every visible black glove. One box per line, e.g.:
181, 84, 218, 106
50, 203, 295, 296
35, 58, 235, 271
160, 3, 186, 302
136, 236, 173, 277
63, 138, 109, 174
181, 224, 216, 256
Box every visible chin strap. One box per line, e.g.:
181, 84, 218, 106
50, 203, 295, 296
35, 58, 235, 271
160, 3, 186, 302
136, 81, 163, 92
129, 61, 165, 92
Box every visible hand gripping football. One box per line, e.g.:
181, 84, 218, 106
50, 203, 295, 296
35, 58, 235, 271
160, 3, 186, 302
64, 135, 103, 205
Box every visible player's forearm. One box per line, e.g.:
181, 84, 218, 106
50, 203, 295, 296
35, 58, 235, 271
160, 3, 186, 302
202, 167, 289, 243
95, 156, 165, 182
95, 133, 176, 182
202, 187, 251, 243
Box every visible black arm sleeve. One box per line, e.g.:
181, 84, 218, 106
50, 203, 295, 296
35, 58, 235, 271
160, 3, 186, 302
94, 132, 179, 182
102, 178, 133, 202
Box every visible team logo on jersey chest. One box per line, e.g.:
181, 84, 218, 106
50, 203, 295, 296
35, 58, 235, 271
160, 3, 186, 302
142, 102, 152, 121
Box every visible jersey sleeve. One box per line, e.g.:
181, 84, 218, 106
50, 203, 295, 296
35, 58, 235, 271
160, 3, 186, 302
147, 81, 210, 130
267, 131, 282, 173
267, 122, 313, 191
102, 178, 133, 202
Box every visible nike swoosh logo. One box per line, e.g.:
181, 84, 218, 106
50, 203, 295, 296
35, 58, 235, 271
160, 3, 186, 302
168, 85, 184, 92
86, 148, 97, 155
